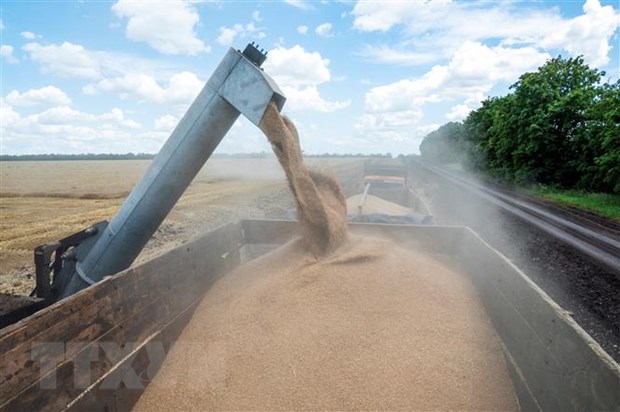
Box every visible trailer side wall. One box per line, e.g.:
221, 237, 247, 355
1, 220, 618, 411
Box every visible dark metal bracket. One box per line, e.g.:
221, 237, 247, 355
242, 42, 267, 67
32, 223, 102, 301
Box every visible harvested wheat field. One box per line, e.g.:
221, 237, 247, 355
0, 158, 361, 295
134, 235, 519, 411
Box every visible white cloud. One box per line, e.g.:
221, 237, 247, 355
283, 86, 351, 112
354, 111, 433, 155
357, 45, 439, 66
263, 45, 331, 88
445, 104, 473, 122
356, 109, 423, 139
252, 11, 261, 22
352, 1, 412, 32
297, 25, 308, 35
445, 93, 486, 121
30, 106, 140, 129
0, 101, 21, 126
217, 26, 240, 46
285, 0, 311, 10
537, 0, 620, 66
32, 106, 96, 124
22, 41, 178, 81
1, 102, 149, 154
20, 31, 36, 39
5, 86, 71, 107
0, 44, 18, 64
112, 0, 209, 55
154, 114, 179, 131
84, 71, 204, 105
23, 42, 102, 79
365, 42, 549, 112
417, 123, 441, 137
351, 0, 619, 67
315, 22, 334, 38
358, 42, 550, 143
216, 22, 265, 46
352, 1, 562, 38
263, 45, 350, 112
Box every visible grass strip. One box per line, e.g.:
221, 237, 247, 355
530, 187, 620, 222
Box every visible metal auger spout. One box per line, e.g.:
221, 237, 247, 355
52, 43, 285, 299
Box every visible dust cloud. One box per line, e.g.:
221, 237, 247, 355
198, 157, 285, 182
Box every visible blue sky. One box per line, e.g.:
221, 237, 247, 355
1, 0, 618, 155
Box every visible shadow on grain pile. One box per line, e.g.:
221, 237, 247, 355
133, 103, 519, 411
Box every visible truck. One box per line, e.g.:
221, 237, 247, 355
346, 160, 432, 224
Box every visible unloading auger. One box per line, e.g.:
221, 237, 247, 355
33, 43, 286, 304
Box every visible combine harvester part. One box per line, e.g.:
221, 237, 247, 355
36, 43, 285, 304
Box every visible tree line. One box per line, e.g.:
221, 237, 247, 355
419, 56, 620, 194
0, 153, 156, 161
0, 152, 395, 161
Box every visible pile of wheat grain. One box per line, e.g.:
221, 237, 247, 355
134, 235, 518, 411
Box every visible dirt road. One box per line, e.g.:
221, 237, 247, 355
408, 160, 620, 362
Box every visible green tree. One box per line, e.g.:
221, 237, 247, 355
508, 56, 603, 186
420, 55, 619, 194
579, 80, 620, 193
442, 95, 518, 180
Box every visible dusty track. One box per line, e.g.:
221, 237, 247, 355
410, 159, 620, 362
417, 159, 620, 274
